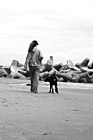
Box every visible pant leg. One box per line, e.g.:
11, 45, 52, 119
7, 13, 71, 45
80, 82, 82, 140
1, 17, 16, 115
33, 67, 40, 93
29, 66, 34, 91
29, 66, 40, 93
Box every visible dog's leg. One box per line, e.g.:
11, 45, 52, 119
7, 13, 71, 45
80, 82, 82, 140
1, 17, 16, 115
49, 83, 52, 93
55, 83, 59, 93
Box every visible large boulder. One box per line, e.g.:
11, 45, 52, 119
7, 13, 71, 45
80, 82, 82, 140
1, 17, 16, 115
7, 60, 28, 79
0, 67, 8, 77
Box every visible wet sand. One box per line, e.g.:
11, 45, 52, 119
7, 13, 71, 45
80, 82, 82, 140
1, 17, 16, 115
0, 78, 93, 140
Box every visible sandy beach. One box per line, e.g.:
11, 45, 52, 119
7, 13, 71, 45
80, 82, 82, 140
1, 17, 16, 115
0, 77, 93, 140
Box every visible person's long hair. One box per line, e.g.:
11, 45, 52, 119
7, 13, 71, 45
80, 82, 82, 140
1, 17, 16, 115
28, 40, 38, 52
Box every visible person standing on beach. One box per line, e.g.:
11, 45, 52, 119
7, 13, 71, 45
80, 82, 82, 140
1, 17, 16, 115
24, 40, 43, 93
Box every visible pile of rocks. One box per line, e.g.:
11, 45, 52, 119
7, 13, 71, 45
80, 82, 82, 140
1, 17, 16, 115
1, 58, 93, 83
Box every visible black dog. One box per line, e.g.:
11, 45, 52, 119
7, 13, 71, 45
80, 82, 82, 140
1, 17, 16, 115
44, 76, 59, 94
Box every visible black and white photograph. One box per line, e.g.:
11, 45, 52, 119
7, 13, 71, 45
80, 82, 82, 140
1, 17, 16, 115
0, 0, 93, 139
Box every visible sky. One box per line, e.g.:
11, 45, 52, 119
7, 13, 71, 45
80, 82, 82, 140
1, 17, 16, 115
0, 0, 93, 66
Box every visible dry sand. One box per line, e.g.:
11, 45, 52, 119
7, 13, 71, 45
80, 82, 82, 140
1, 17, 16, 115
0, 78, 93, 140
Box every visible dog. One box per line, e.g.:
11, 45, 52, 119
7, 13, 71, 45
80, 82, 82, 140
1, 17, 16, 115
44, 75, 59, 94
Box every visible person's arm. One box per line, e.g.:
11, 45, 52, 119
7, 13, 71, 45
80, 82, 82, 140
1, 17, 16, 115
24, 52, 31, 70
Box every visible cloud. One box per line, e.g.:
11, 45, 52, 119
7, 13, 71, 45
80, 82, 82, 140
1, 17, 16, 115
0, 0, 93, 65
